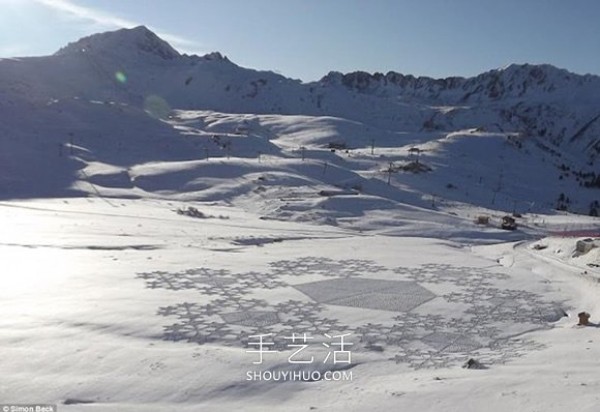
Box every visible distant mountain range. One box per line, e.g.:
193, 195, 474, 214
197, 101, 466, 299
4, 26, 600, 160
1, 26, 598, 219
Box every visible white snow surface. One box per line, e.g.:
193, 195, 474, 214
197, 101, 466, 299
1, 198, 600, 412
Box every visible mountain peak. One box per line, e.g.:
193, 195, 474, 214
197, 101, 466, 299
55, 25, 181, 60
479, 63, 581, 84
201, 51, 229, 62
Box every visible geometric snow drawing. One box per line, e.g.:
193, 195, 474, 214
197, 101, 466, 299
269, 257, 387, 278
138, 257, 567, 370
294, 278, 436, 312
422, 332, 482, 353
221, 311, 280, 327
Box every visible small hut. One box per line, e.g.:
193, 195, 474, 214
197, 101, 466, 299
576, 238, 597, 254
475, 216, 490, 225
501, 215, 517, 230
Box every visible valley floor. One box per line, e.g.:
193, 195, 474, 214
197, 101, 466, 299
1, 198, 599, 411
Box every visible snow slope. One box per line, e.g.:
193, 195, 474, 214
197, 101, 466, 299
0, 198, 599, 412
1, 26, 598, 219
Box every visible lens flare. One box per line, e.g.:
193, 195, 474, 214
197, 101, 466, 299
115, 71, 127, 83
144, 95, 171, 119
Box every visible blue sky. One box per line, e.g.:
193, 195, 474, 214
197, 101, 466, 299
0, 0, 599, 81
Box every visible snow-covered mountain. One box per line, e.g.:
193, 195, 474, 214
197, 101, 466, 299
1, 26, 598, 220
321, 64, 600, 165
4, 27, 600, 411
